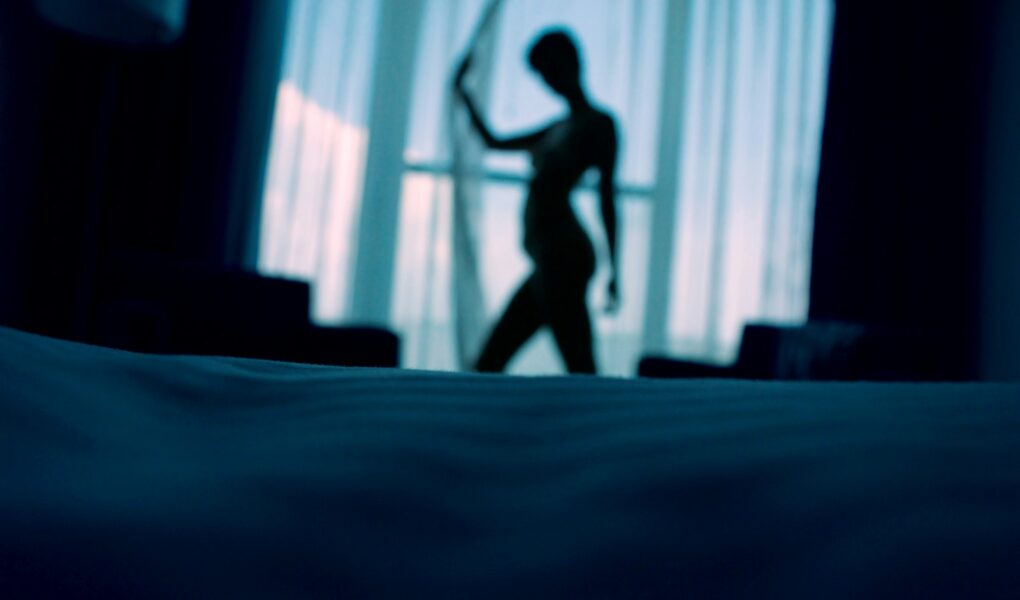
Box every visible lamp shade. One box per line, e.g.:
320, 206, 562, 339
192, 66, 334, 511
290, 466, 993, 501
34, 0, 189, 45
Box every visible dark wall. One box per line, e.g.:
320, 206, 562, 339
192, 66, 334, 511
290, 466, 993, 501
980, 0, 1020, 380
809, 1, 994, 378
0, 0, 287, 339
0, 2, 53, 330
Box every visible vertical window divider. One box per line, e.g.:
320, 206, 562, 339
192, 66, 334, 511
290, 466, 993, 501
348, 0, 426, 325
641, 0, 694, 355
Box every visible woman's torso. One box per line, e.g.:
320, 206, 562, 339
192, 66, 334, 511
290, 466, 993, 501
523, 109, 606, 266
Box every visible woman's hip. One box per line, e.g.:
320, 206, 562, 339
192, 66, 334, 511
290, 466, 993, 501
529, 241, 596, 287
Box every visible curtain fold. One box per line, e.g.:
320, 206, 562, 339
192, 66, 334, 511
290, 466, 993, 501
450, 0, 504, 370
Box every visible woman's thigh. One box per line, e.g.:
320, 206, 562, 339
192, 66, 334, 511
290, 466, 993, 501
533, 259, 596, 373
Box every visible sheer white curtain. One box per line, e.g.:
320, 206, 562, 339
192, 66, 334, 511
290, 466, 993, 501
258, 0, 379, 323
450, 0, 504, 370
660, 0, 835, 363
258, 0, 834, 375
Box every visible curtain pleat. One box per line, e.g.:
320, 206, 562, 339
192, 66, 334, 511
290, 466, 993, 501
310, 1, 358, 289
762, 0, 792, 317
281, 2, 327, 273
703, 0, 740, 358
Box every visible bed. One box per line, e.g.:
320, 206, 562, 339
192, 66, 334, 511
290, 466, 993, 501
2, 325, 1018, 598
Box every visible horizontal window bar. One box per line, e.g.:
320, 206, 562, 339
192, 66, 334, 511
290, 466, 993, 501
404, 161, 655, 198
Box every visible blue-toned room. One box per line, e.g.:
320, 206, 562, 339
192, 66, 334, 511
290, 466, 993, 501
1, 0, 1019, 596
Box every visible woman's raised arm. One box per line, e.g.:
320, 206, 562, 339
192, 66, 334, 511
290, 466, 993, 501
454, 54, 551, 151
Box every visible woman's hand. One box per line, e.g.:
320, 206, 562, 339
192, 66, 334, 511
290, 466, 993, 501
454, 53, 473, 96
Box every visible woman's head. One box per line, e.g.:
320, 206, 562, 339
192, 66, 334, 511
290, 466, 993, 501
527, 28, 583, 97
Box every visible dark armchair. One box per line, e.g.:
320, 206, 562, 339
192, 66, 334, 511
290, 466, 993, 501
95, 256, 399, 368
639, 320, 951, 381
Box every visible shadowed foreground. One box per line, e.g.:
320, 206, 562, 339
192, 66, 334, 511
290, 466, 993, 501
1, 326, 1018, 598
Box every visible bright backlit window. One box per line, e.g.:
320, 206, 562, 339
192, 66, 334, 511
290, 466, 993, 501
259, 0, 834, 375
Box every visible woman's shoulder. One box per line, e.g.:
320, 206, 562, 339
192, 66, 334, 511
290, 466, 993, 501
580, 106, 616, 133
578, 107, 617, 145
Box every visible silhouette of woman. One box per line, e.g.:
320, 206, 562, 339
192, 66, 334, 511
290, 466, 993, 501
454, 28, 619, 374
